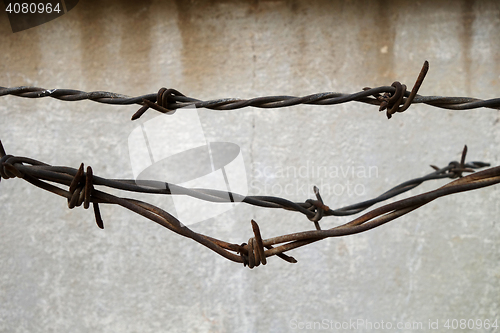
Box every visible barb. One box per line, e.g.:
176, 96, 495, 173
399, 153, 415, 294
1, 140, 498, 268
1, 62, 499, 120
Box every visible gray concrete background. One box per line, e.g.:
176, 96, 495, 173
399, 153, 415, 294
0, 0, 499, 332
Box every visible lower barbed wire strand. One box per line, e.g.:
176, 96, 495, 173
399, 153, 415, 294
1, 139, 499, 268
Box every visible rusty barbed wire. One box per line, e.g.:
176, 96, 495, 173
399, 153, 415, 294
1, 140, 499, 268
1, 61, 500, 120
2, 61, 500, 268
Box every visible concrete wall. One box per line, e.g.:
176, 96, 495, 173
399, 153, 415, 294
1, 1, 499, 332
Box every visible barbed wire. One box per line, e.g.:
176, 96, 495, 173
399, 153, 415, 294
2, 61, 500, 268
1, 141, 498, 268
1, 62, 500, 120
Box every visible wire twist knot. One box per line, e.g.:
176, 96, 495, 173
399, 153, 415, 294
305, 186, 329, 230
67, 163, 104, 229
132, 88, 185, 120
448, 145, 475, 178
239, 220, 267, 269
365, 60, 429, 118
0, 155, 25, 180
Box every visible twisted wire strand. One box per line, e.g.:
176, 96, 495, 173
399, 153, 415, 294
2, 140, 498, 268
1, 62, 500, 121
2, 61, 500, 268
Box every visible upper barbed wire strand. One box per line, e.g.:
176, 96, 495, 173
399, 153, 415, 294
1, 62, 499, 121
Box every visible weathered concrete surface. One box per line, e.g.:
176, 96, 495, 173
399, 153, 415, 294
0, 1, 499, 332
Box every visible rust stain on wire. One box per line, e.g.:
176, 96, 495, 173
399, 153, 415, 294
1, 140, 498, 268
1, 62, 499, 121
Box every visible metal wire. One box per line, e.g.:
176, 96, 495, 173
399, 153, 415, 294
2, 61, 500, 268
1, 141, 498, 268
1, 61, 499, 121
